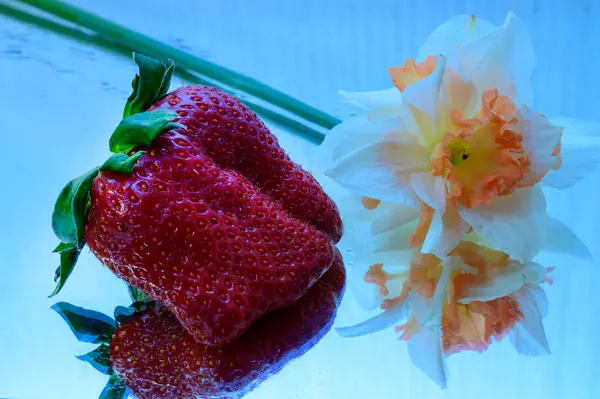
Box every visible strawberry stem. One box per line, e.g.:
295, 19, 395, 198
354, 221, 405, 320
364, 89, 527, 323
13, 0, 341, 135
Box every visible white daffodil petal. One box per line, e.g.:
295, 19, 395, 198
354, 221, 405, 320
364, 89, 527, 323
459, 261, 546, 303
318, 116, 400, 168
544, 216, 594, 262
336, 296, 408, 338
346, 267, 385, 311
372, 220, 418, 253
402, 57, 447, 146
372, 202, 420, 234
509, 284, 551, 356
458, 186, 548, 263
543, 118, 600, 188
417, 14, 496, 61
460, 12, 535, 105
325, 140, 430, 206
410, 172, 469, 257
407, 322, 448, 389
339, 88, 403, 120
517, 107, 564, 186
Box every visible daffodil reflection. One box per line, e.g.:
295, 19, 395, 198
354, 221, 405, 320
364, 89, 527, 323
334, 195, 584, 388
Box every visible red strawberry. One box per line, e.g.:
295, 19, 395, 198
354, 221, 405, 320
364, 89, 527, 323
51, 54, 343, 346
54, 248, 345, 399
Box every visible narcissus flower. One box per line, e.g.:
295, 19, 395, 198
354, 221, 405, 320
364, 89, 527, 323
335, 197, 559, 388
332, 194, 593, 388
320, 12, 600, 262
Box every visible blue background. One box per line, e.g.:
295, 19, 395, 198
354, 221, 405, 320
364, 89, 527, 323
0, 0, 598, 398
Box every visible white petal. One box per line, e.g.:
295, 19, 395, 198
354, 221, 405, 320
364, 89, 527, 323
425, 256, 464, 324
402, 57, 447, 146
317, 117, 397, 170
336, 296, 408, 338
370, 202, 420, 234
339, 88, 403, 120
509, 284, 551, 356
410, 173, 470, 257
458, 186, 548, 262
543, 118, 600, 188
543, 216, 594, 262
516, 107, 564, 186
417, 14, 496, 61
459, 261, 546, 303
325, 139, 430, 206
458, 12, 535, 105
407, 322, 448, 389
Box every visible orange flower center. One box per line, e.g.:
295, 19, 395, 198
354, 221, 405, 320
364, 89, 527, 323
431, 89, 532, 208
367, 241, 529, 355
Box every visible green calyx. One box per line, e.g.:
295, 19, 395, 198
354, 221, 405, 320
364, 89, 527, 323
109, 109, 182, 154
100, 375, 128, 399
54, 287, 156, 399
124, 52, 174, 118
50, 167, 99, 297
50, 52, 180, 296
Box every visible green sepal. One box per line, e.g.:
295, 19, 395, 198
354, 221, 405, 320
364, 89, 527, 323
99, 374, 128, 399
52, 167, 99, 246
77, 344, 112, 375
100, 152, 146, 174
53, 242, 74, 253
123, 52, 175, 118
108, 109, 183, 154
127, 284, 152, 303
51, 302, 116, 344
49, 246, 81, 297
114, 300, 153, 325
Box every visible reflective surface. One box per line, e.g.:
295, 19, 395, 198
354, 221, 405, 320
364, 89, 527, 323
1, 1, 599, 398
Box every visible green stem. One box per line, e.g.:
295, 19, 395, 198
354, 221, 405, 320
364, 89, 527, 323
15, 0, 341, 131
0, 2, 326, 143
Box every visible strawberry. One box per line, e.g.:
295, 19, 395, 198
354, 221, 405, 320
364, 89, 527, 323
54, 248, 345, 399
51, 53, 343, 346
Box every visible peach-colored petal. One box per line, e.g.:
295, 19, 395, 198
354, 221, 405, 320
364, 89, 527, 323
388, 56, 437, 93
516, 108, 564, 186
432, 89, 531, 209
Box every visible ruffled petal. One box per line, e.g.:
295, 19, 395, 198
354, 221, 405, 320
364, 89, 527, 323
516, 107, 564, 186
509, 284, 551, 356
336, 295, 408, 338
458, 261, 546, 303
410, 173, 470, 257
542, 118, 600, 188
544, 216, 594, 262
339, 88, 403, 120
458, 186, 548, 263
417, 14, 496, 61
325, 138, 430, 206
